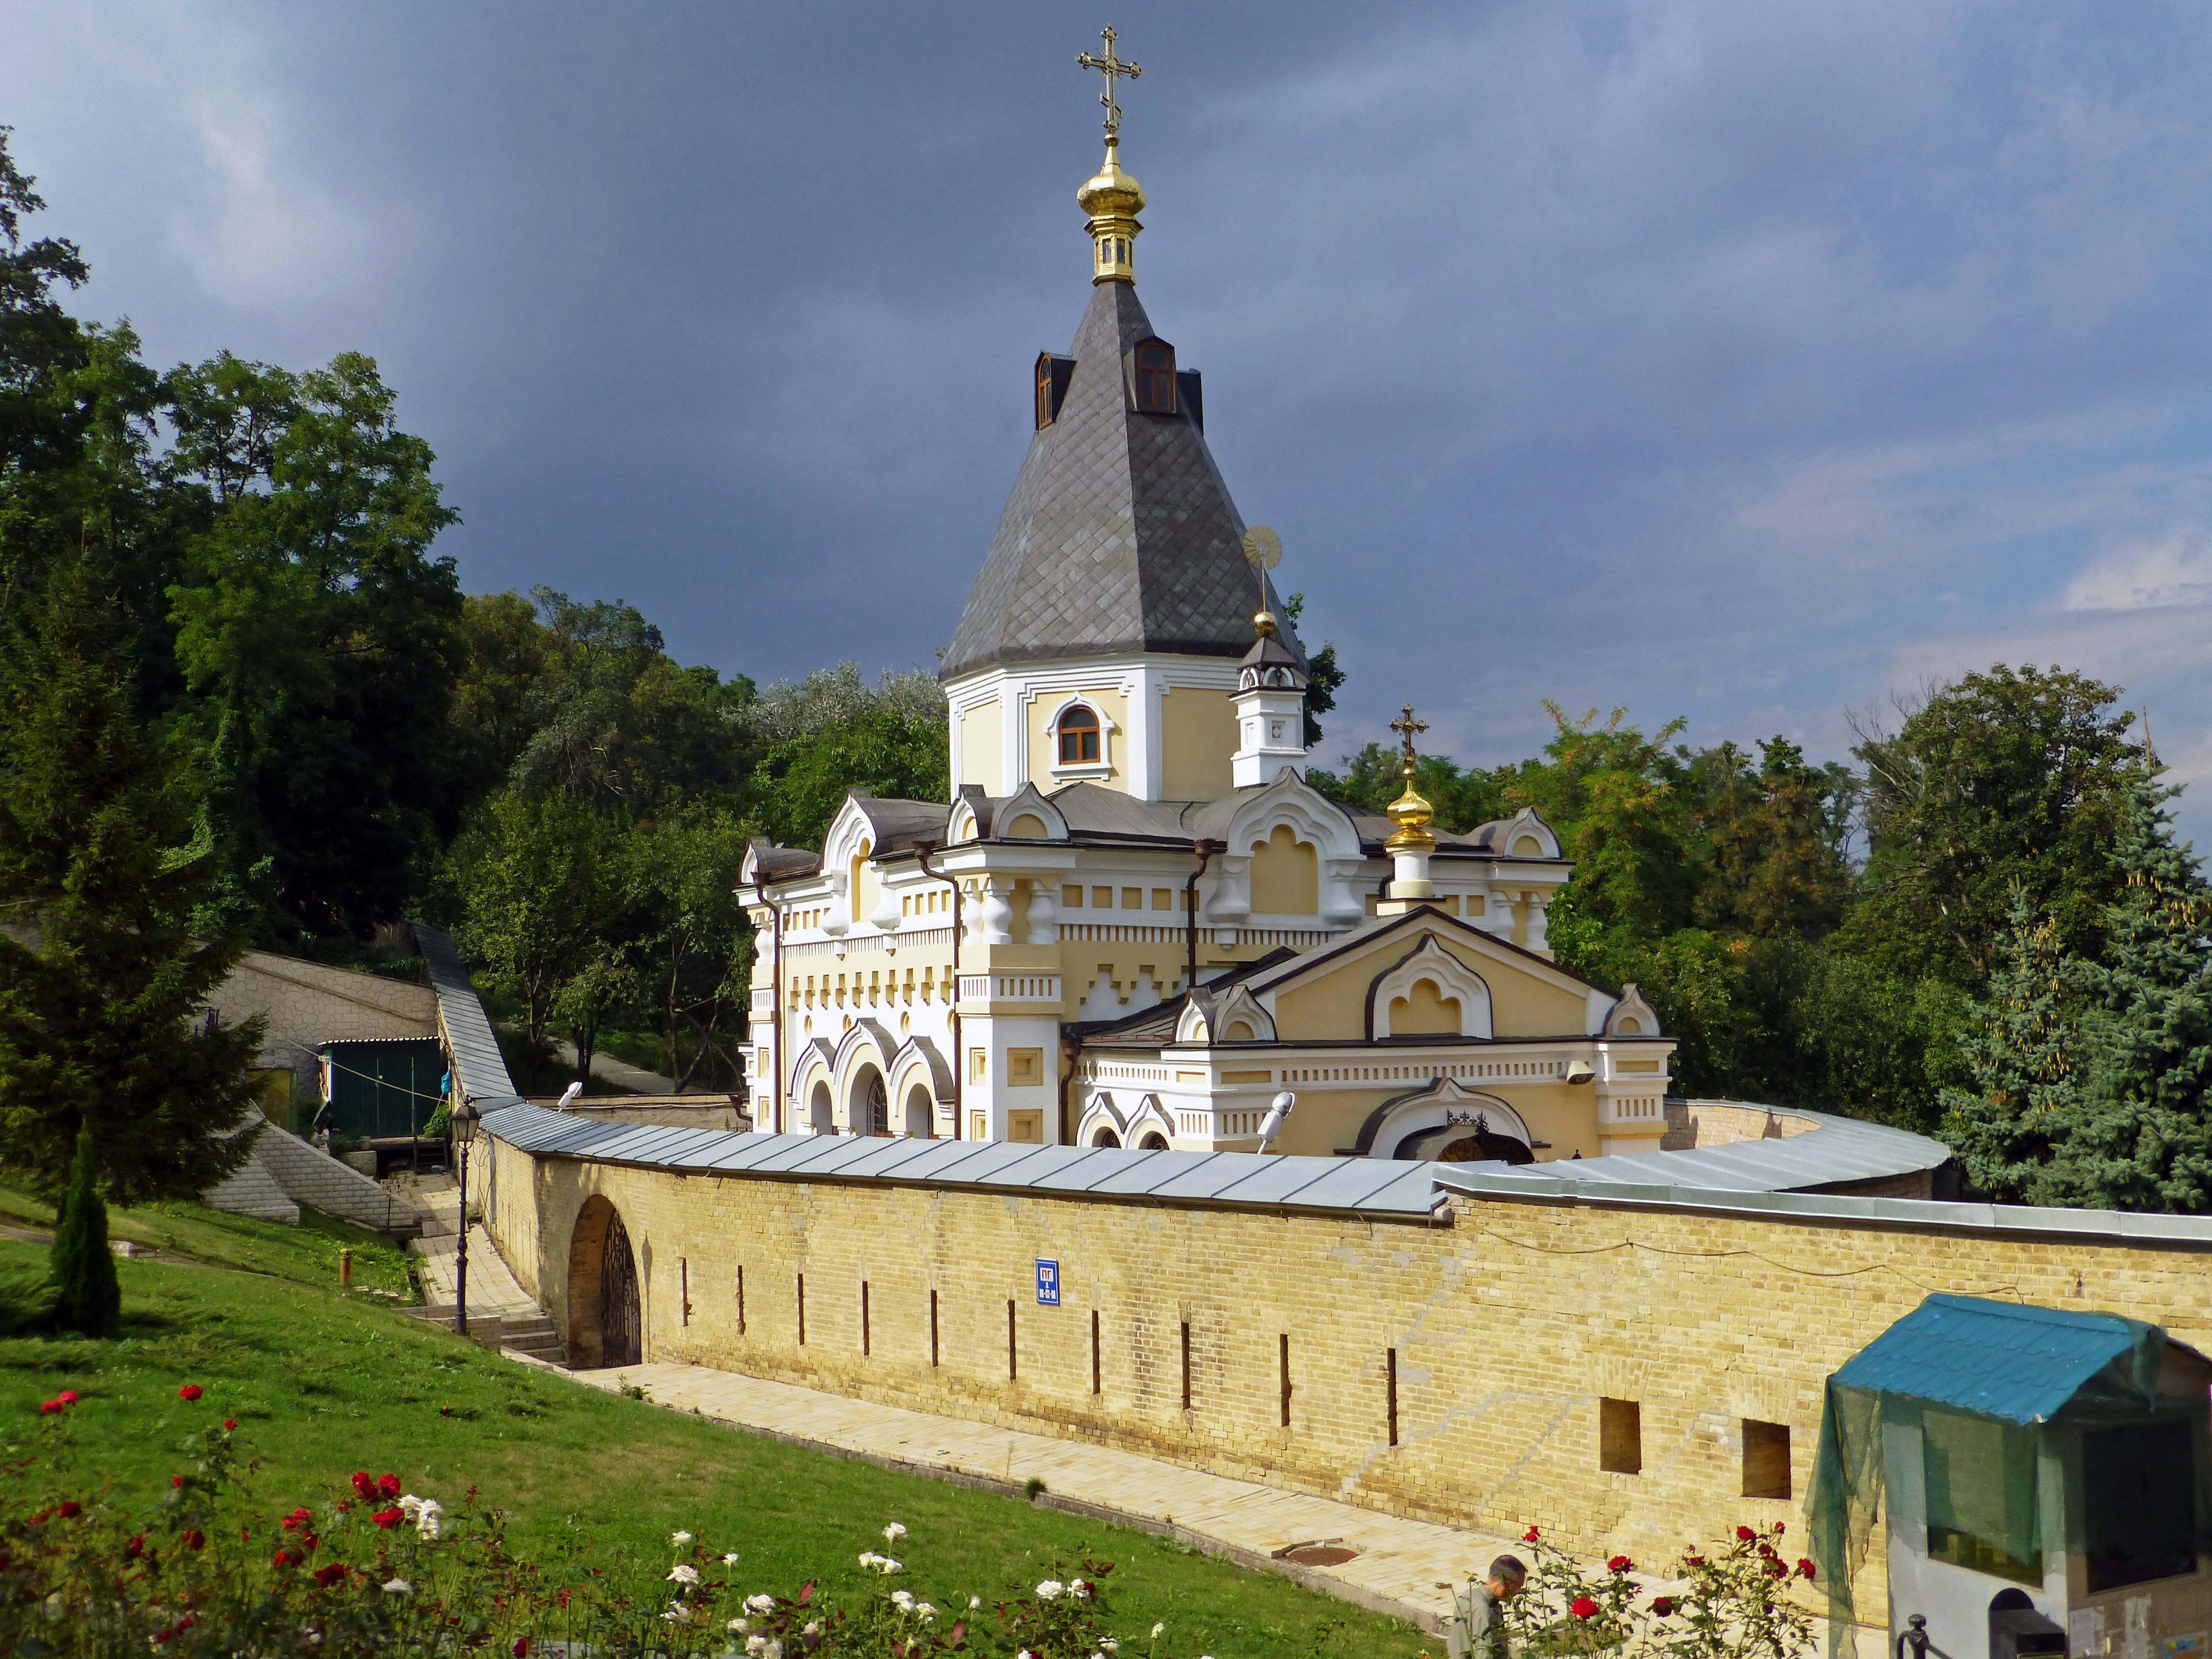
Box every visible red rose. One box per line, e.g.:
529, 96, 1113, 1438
27, 1510, 48, 1525
351, 1471, 376, 1499
373, 1507, 404, 1529
377, 1474, 402, 1499
171, 1476, 184, 1488
1652, 1597, 1676, 1617
58, 1501, 81, 1519
1523, 1526, 1540, 1543
273, 1550, 293, 1568
282, 1516, 302, 1532
183, 1530, 205, 1551
1736, 1526, 1755, 1541
315, 1564, 347, 1588
514, 1642, 529, 1658
1570, 1597, 1600, 1620
223, 1419, 237, 1431
1797, 1559, 1817, 1581
1773, 1524, 1785, 1536
57, 1391, 78, 1406
1607, 1555, 1633, 1573
126, 1535, 146, 1560
38, 1400, 61, 1415
177, 1384, 203, 1402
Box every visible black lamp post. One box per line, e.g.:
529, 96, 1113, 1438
452, 1094, 480, 1338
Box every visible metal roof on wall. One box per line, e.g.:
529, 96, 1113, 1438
1832, 1294, 2175, 1423
411, 923, 525, 1112
479, 1101, 1450, 1219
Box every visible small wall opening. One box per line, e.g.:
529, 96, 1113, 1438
1743, 1419, 1790, 1499
1600, 1398, 1642, 1474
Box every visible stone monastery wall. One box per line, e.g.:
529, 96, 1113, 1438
478, 1128, 2212, 1626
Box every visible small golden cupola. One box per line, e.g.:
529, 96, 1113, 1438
1378, 704, 1439, 912
1076, 27, 1145, 283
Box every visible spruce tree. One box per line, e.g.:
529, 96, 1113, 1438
2040, 782, 2212, 1211
1939, 887, 2083, 1202
48, 1123, 119, 1338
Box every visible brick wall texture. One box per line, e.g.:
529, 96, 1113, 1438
477, 1132, 2212, 1627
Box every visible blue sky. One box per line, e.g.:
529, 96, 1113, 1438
7, 2, 2210, 840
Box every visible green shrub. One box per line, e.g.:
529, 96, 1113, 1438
47, 1125, 119, 1339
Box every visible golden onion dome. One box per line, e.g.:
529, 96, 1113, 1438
1077, 141, 1146, 219
1385, 768, 1438, 854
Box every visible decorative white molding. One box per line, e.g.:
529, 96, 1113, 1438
1368, 935, 1494, 1040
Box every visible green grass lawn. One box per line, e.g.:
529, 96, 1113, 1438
0, 1183, 414, 1296
0, 1231, 1427, 1656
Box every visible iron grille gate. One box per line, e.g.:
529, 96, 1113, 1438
601, 1214, 641, 1367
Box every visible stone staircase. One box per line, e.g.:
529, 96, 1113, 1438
410, 1304, 569, 1366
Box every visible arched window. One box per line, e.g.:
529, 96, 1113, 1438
1036, 355, 1055, 429
1133, 339, 1176, 412
1057, 704, 1101, 765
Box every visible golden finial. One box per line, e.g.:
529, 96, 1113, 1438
1385, 704, 1436, 854
1243, 525, 1281, 637
1075, 27, 1145, 283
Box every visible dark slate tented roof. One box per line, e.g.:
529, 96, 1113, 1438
1831, 1294, 2177, 1425
480, 1102, 1448, 1219
942, 281, 1307, 679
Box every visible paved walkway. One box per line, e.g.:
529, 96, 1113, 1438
548, 1037, 678, 1094
406, 1183, 540, 1320
565, 1359, 1509, 1633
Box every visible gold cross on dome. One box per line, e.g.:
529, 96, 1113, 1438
1390, 704, 1429, 766
1077, 26, 1142, 139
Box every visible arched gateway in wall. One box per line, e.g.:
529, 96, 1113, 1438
566, 1195, 642, 1369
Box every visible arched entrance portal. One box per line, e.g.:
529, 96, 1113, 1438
850, 1066, 888, 1135
566, 1195, 643, 1369
903, 1084, 934, 1138
808, 1081, 833, 1134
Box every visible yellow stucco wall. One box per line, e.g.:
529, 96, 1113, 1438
1272, 928, 1588, 1042
1027, 687, 1130, 792
959, 702, 1001, 796
1248, 824, 1320, 915
479, 1127, 2212, 1649
1161, 687, 1235, 802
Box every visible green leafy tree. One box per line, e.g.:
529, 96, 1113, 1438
164, 350, 470, 940
628, 804, 754, 1090
1281, 592, 1343, 748
0, 557, 262, 1203
1691, 738, 1853, 941
1309, 741, 1508, 834
1938, 889, 2085, 1199
0, 127, 93, 474
745, 704, 949, 850
446, 790, 628, 1082
1844, 666, 2141, 986
2039, 783, 2212, 1211
506, 586, 756, 806
48, 1122, 120, 1337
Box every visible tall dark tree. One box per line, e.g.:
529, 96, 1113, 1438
0, 556, 262, 1202
164, 351, 471, 940
1845, 666, 2141, 986
48, 1123, 120, 1338
1692, 738, 1853, 941
2040, 784, 2212, 1211
1939, 888, 2085, 1200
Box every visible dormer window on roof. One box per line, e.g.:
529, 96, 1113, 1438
1130, 338, 1176, 413
1035, 353, 1075, 430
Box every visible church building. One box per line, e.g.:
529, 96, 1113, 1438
740, 78, 1673, 1167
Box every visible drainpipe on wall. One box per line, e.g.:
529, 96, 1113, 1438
1058, 1035, 1080, 1147
915, 842, 964, 1140
1184, 839, 1223, 997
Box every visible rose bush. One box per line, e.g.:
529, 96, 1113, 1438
1, 1391, 1185, 1657
1490, 1521, 1816, 1659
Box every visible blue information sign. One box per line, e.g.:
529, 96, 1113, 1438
1035, 1259, 1060, 1307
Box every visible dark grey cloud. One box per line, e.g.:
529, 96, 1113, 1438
8, 1, 2211, 836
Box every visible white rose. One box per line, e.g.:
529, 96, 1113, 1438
884, 1521, 908, 1542
724, 1551, 741, 1565
662, 1603, 691, 1624
876, 1556, 904, 1575
746, 1593, 777, 1613
892, 1590, 916, 1610
1101, 1641, 1119, 1653
917, 1603, 938, 1623
1036, 1580, 1065, 1601
970, 1596, 983, 1609
668, 1563, 700, 1586
671, 1529, 694, 1546
745, 1637, 768, 1657
729, 1618, 749, 1634
1152, 1625, 1166, 1640
382, 1578, 412, 1596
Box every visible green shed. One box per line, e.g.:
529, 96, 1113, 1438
317, 1038, 448, 1141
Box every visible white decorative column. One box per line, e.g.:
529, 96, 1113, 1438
1025, 880, 1059, 945
977, 878, 1018, 946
